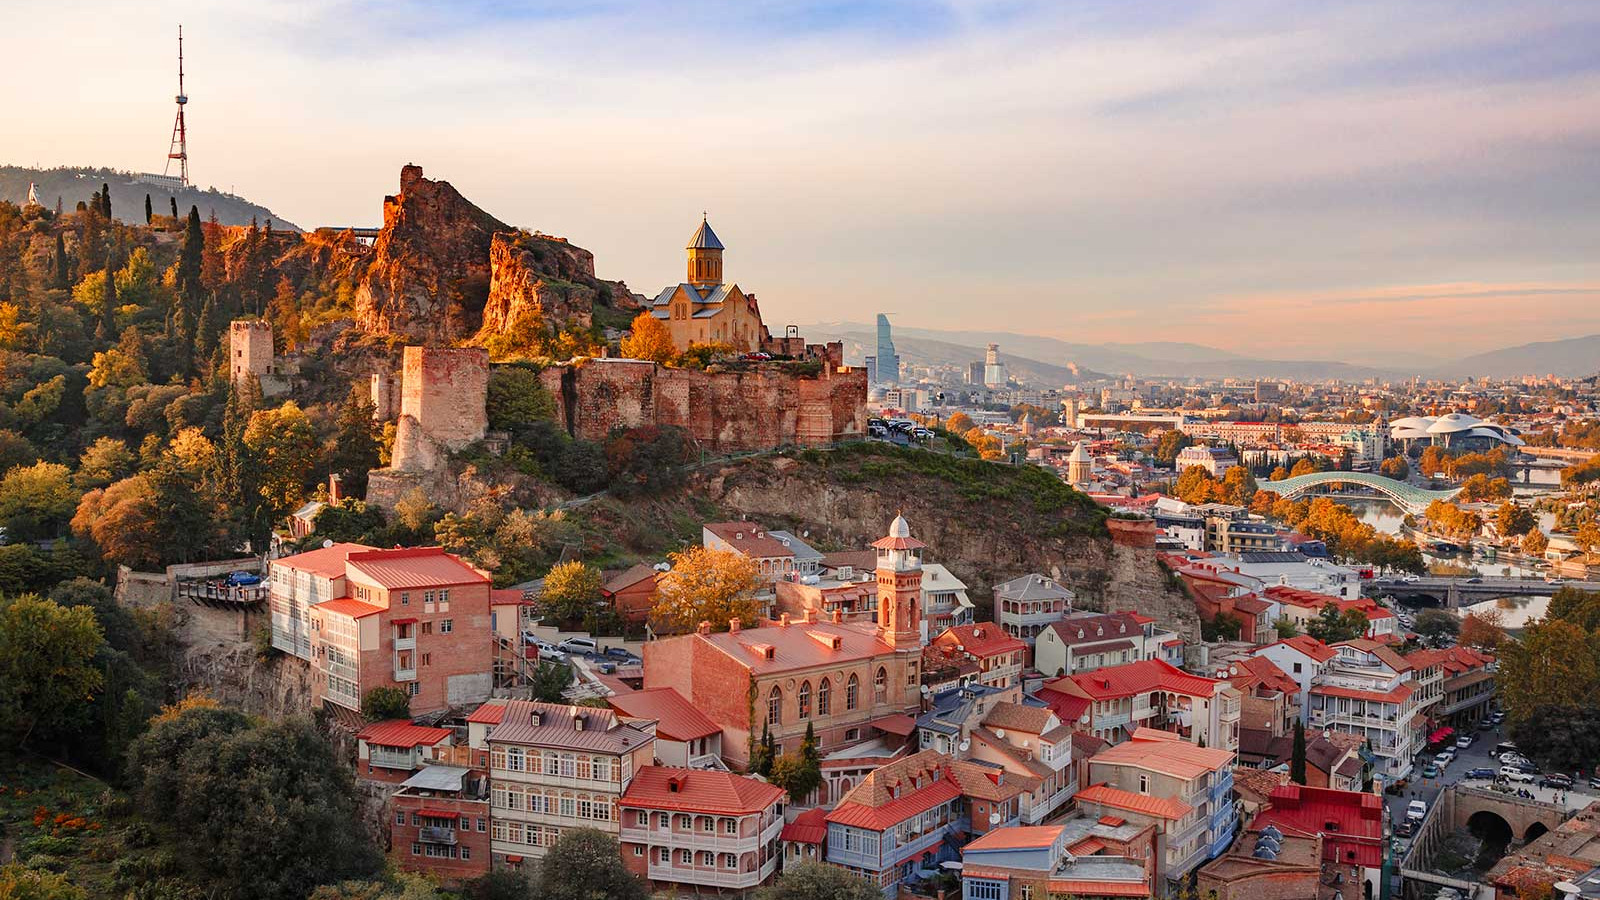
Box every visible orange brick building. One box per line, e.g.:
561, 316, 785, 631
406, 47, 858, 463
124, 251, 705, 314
618, 766, 787, 892
643, 516, 929, 771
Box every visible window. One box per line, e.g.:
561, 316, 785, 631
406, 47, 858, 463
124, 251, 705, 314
798, 681, 812, 720
700, 816, 714, 832
395, 811, 405, 825
659, 847, 670, 864
680, 849, 693, 864
407, 682, 420, 697
422, 622, 433, 635
724, 818, 737, 834
1293, 662, 1303, 674
845, 728, 860, 742
846, 674, 859, 710
768, 686, 783, 726
657, 812, 669, 828
424, 590, 435, 605
633, 846, 644, 857
874, 667, 887, 701
722, 853, 737, 868
699, 851, 714, 867
817, 678, 831, 716
1139, 774, 1150, 794
440, 619, 453, 634
420, 653, 431, 667
477, 817, 485, 832
411, 843, 422, 856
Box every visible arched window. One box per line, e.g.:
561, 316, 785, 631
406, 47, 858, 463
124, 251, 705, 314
798, 681, 812, 720
817, 678, 832, 716
845, 674, 859, 710
767, 686, 782, 726
874, 667, 888, 702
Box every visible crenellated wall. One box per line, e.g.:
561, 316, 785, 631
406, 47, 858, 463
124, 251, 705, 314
539, 358, 867, 452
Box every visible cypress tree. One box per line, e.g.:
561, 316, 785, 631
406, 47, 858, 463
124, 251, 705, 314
144, 194, 153, 224
99, 251, 118, 341
1291, 719, 1308, 784
101, 182, 112, 218
53, 233, 68, 289
169, 196, 178, 219
172, 205, 205, 373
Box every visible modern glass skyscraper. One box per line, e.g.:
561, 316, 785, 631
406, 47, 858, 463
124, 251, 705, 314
874, 313, 899, 384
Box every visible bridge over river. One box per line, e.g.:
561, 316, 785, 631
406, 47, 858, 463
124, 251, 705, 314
1366, 575, 1570, 608
1265, 470, 1462, 514
1401, 785, 1570, 899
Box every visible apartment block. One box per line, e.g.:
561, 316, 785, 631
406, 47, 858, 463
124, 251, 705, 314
618, 766, 786, 892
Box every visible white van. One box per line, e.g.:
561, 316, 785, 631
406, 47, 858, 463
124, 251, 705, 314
558, 637, 598, 656
1406, 800, 1427, 821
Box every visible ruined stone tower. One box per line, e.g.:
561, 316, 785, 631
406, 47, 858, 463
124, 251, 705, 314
229, 319, 276, 385
388, 346, 489, 472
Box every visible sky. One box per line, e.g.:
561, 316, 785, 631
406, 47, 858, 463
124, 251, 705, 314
4, 0, 1600, 365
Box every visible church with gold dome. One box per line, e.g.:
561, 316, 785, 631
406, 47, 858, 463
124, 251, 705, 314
648, 217, 770, 352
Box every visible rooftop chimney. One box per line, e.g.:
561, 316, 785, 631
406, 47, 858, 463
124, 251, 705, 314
729, 618, 742, 634
328, 473, 343, 503
832, 608, 843, 624
803, 607, 817, 624
698, 621, 712, 636
780, 613, 791, 627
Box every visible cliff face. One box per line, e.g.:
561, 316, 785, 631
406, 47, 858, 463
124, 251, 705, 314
353, 165, 509, 343
478, 231, 603, 335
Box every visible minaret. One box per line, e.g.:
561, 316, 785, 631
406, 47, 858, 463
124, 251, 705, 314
686, 215, 724, 287
872, 514, 925, 651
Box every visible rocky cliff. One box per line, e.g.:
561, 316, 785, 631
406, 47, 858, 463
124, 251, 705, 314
575, 444, 1199, 639
477, 231, 639, 338
353, 165, 509, 343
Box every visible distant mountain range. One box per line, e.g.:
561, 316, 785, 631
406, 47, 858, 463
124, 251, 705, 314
1, 165, 299, 230
801, 323, 1600, 382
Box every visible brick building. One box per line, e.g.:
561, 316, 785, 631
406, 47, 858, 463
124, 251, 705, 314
618, 766, 787, 892
929, 623, 1027, 692
959, 818, 1157, 900
1034, 659, 1241, 752
1033, 610, 1182, 679
269, 544, 494, 717
355, 720, 457, 783
390, 764, 492, 882
644, 516, 930, 773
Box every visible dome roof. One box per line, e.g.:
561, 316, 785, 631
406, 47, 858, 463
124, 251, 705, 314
1425, 412, 1484, 434
888, 514, 911, 538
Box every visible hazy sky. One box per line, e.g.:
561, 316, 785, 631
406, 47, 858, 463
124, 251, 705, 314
6, 0, 1600, 364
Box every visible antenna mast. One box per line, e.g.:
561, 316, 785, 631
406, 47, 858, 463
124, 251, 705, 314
164, 25, 189, 186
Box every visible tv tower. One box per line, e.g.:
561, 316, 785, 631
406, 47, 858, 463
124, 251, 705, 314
164, 25, 189, 186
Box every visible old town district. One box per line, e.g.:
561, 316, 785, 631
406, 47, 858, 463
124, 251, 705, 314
260, 512, 1494, 900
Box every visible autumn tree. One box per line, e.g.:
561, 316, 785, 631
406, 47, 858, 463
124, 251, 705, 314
1494, 502, 1536, 540
1174, 465, 1222, 504
1523, 528, 1548, 556
0, 595, 105, 747
649, 545, 762, 635
1221, 465, 1257, 506
1497, 618, 1600, 723
1379, 456, 1409, 479
1154, 429, 1192, 466
944, 411, 975, 435
539, 560, 604, 628
243, 401, 319, 524
0, 461, 79, 543
618, 311, 677, 365
1289, 456, 1324, 477
1459, 609, 1507, 651
1577, 521, 1600, 564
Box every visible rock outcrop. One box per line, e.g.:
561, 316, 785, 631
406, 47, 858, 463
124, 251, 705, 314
479, 231, 601, 334
354, 165, 509, 343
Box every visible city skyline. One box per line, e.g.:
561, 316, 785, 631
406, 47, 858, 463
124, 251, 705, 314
5, 1, 1599, 360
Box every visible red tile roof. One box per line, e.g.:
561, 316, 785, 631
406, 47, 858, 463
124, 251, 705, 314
466, 702, 508, 724
1263, 634, 1337, 662
1035, 688, 1091, 725
1074, 783, 1192, 820
1311, 682, 1414, 704
273, 542, 376, 579
356, 720, 453, 748
490, 589, 528, 605
487, 700, 655, 753
1045, 612, 1146, 648
1069, 658, 1223, 700
1251, 783, 1385, 868
694, 620, 894, 674
606, 688, 720, 742
934, 623, 1027, 660
964, 824, 1064, 851
781, 807, 828, 844
704, 522, 797, 559
827, 750, 1021, 830
1046, 881, 1149, 897
870, 713, 917, 736
1229, 656, 1300, 697
345, 547, 490, 590
1334, 638, 1412, 672
620, 766, 785, 815
315, 597, 385, 619
1089, 729, 1235, 780
828, 777, 962, 831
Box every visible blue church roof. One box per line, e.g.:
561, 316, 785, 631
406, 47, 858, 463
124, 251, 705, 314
687, 217, 724, 250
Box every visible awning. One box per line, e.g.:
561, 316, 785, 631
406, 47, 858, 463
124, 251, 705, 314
1428, 727, 1454, 744
417, 808, 462, 820
871, 714, 917, 736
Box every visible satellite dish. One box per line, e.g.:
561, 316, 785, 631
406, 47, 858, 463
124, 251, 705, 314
988, 812, 1001, 825
322, 539, 334, 549
958, 739, 970, 752
1554, 883, 1581, 894
994, 729, 1006, 739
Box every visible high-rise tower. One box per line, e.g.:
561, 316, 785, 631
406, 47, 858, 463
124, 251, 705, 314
164, 25, 189, 186
873, 313, 899, 385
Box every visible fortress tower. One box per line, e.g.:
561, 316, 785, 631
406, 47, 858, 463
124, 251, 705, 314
229, 319, 276, 385
872, 515, 926, 652
389, 346, 489, 472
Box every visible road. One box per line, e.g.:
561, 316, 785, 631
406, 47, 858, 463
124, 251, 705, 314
1384, 724, 1597, 833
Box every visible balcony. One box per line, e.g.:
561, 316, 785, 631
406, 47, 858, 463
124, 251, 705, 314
394, 667, 417, 682
620, 817, 781, 853
370, 749, 419, 770
419, 826, 457, 845
645, 856, 776, 890
394, 635, 416, 651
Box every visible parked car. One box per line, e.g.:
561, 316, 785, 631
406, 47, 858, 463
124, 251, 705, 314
1492, 741, 1518, 758
1540, 774, 1574, 790
1501, 767, 1537, 784
1394, 820, 1415, 837
558, 637, 599, 656
604, 647, 635, 660
1456, 734, 1474, 749
538, 646, 568, 663
1406, 800, 1428, 821
1402, 574, 1422, 583
1590, 775, 1600, 790
226, 571, 262, 586
1422, 763, 1441, 779
1466, 767, 1497, 780
1478, 719, 1495, 731
1435, 749, 1456, 767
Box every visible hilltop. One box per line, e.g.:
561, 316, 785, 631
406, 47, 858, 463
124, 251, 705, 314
0, 164, 299, 229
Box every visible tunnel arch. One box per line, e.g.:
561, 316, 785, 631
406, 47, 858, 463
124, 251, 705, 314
1468, 810, 1514, 847
1525, 821, 1550, 844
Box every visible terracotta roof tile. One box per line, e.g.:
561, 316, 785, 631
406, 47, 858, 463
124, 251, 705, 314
781, 807, 828, 843
1069, 658, 1223, 700
345, 547, 490, 590
621, 766, 784, 815
1089, 729, 1235, 780
606, 688, 719, 742
964, 825, 1064, 851
272, 542, 376, 579
487, 700, 655, 753
934, 623, 1027, 659
315, 597, 385, 619
1074, 783, 1191, 820
981, 702, 1057, 735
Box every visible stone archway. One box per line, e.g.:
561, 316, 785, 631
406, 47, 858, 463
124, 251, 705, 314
1525, 821, 1550, 844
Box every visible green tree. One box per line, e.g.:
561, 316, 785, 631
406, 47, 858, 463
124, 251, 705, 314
360, 687, 411, 722
243, 401, 319, 523
0, 461, 79, 542
755, 862, 883, 900
1413, 609, 1460, 647
172, 206, 205, 373
145, 193, 154, 224
76, 436, 135, 490
539, 561, 604, 627
486, 366, 556, 430
99, 250, 117, 339
1508, 704, 1600, 772
1497, 619, 1600, 724
170, 196, 178, 219
1305, 603, 1369, 644
1547, 586, 1600, 632
1273, 616, 1298, 639
101, 182, 112, 218
1290, 719, 1307, 785
769, 722, 824, 802
604, 425, 691, 498
0, 595, 105, 747
531, 660, 573, 703
126, 711, 383, 899
54, 232, 69, 289
328, 387, 381, 494
532, 828, 647, 900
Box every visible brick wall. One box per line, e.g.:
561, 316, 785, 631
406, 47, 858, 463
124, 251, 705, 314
540, 359, 866, 453
391, 794, 492, 883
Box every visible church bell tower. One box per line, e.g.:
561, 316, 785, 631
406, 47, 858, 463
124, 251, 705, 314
872, 514, 925, 651
686, 215, 725, 287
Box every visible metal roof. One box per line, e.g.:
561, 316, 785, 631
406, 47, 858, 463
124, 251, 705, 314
401, 764, 471, 791
687, 218, 725, 250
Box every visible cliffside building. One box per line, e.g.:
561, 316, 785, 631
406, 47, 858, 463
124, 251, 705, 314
649, 218, 766, 352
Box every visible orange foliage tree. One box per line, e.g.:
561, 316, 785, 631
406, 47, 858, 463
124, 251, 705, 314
649, 546, 762, 635
619, 311, 678, 365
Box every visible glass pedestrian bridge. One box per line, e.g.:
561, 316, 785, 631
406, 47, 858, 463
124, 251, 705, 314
1265, 470, 1461, 514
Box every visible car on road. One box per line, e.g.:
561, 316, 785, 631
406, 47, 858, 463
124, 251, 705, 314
558, 637, 599, 656
1540, 774, 1574, 790
1546, 576, 1566, 585
1456, 734, 1474, 749
1406, 800, 1428, 821
1435, 749, 1456, 767
1422, 763, 1441, 778
1393, 819, 1415, 837
1501, 767, 1537, 783
1503, 757, 1539, 774
1478, 719, 1495, 731
1466, 767, 1497, 780
1590, 775, 1600, 790
537, 646, 568, 663
1402, 574, 1422, 583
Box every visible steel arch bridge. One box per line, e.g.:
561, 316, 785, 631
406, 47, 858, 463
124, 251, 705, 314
1264, 470, 1460, 513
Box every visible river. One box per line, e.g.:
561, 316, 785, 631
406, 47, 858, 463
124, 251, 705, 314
1334, 497, 1550, 578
